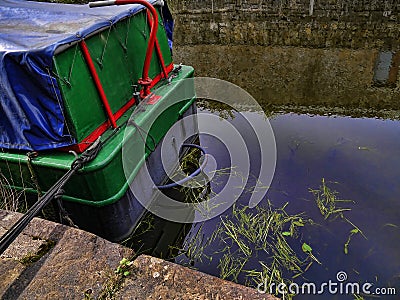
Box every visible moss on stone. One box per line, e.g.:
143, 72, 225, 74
19, 239, 55, 266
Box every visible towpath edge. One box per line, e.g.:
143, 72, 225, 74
0, 210, 277, 300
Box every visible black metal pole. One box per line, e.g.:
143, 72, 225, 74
0, 138, 102, 256
0, 167, 78, 255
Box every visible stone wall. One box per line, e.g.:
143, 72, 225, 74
168, 0, 400, 109
170, 0, 399, 49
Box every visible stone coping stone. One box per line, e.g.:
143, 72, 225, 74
0, 210, 278, 299
0, 210, 133, 299
116, 255, 278, 300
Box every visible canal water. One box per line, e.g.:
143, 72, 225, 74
130, 103, 400, 299
129, 102, 400, 299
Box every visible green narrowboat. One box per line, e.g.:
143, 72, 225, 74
0, 0, 199, 241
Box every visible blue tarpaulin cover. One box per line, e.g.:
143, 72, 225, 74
0, 0, 173, 151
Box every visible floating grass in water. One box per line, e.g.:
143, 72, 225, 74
176, 201, 319, 299
353, 293, 365, 300
219, 253, 248, 282
217, 203, 320, 299
177, 222, 213, 265
135, 149, 369, 298
309, 178, 367, 254
169, 148, 322, 299
309, 178, 353, 220
131, 149, 372, 299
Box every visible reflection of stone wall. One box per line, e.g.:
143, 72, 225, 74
168, 0, 400, 109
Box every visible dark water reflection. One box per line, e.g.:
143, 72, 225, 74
177, 109, 400, 299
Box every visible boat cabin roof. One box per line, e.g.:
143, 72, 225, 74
0, 0, 172, 151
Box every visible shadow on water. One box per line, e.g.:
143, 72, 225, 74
127, 102, 400, 299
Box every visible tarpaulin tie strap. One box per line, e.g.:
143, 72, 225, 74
96, 23, 113, 69
113, 21, 129, 52
80, 40, 118, 129
26, 152, 43, 197
46, 68, 74, 143
127, 119, 156, 153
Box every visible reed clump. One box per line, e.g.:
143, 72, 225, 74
0, 171, 25, 212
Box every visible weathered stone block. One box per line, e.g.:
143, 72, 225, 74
116, 255, 278, 300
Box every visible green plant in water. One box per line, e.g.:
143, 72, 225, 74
344, 228, 360, 255
218, 253, 248, 282
177, 193, 325, 298
177, 222, 213, 265
173, 147, 328, 299
309, 178, 367, 254
301, 242, 321, 270
174, 200, 319, 300
309, 178, 353, 220
210, 202, 318, 299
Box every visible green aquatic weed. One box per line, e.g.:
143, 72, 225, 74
309, 178, 367, 254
